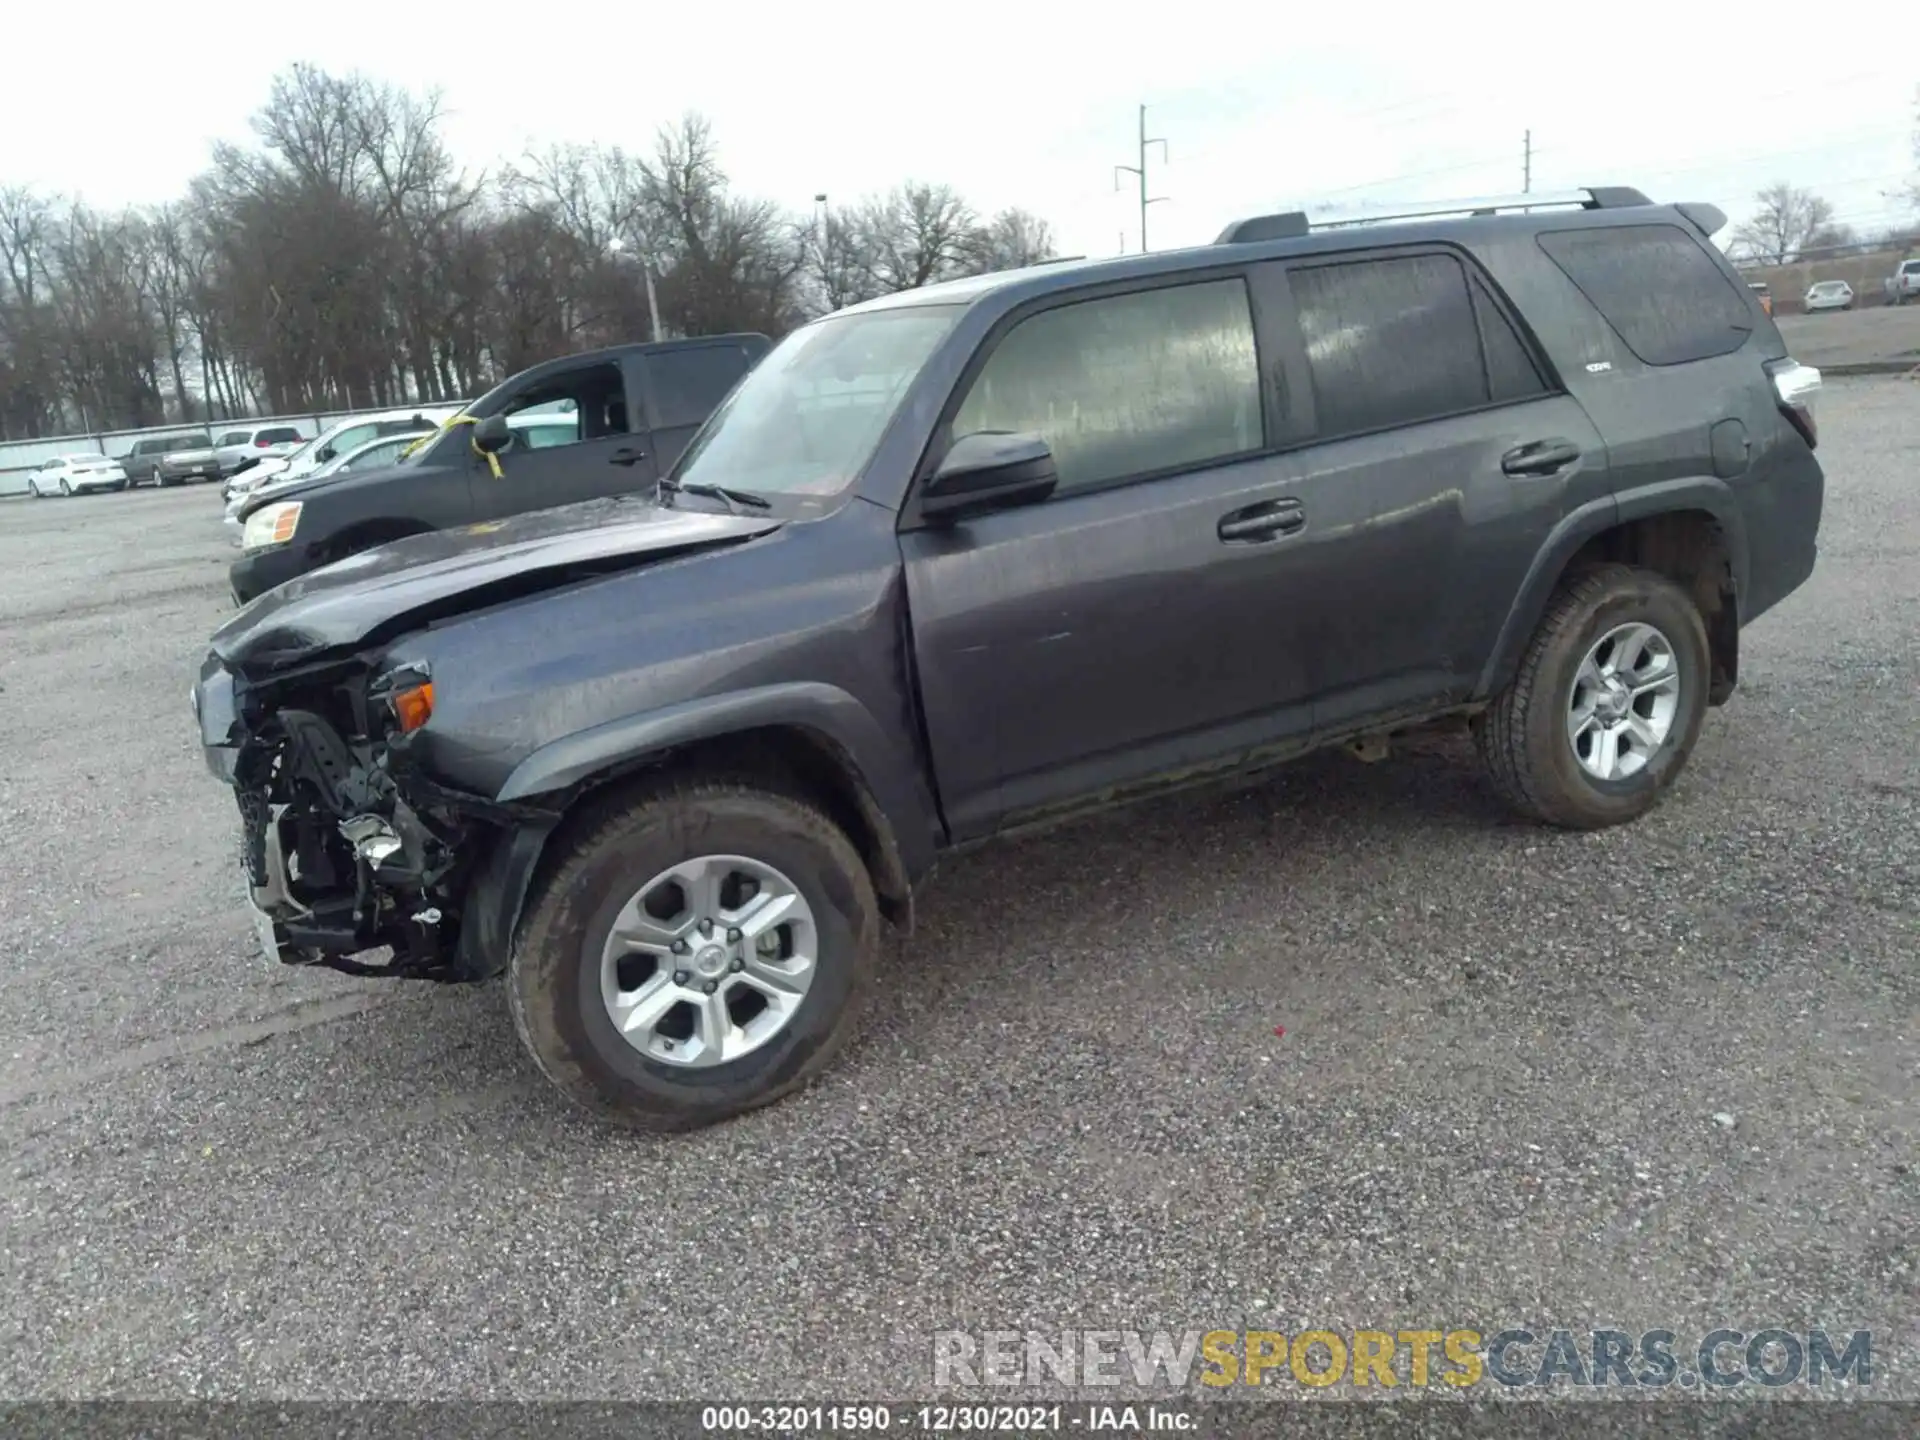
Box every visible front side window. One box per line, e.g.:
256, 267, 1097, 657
496, 364, 625, 451
672, 305, 962, 505
218, 431, 251, 446
950, 278, 1263, 495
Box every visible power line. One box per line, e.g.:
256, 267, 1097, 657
1113, 104, 1170, 253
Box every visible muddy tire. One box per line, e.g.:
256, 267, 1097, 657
1475, 563, 1710, 830
507, 776, 880, 1131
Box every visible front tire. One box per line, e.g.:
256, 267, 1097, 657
1475, 563, 1710, 829
58, 478, 70, 497
508, 776, 880, 1131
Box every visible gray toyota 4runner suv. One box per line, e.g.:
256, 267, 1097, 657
193, 185, 1825, 1131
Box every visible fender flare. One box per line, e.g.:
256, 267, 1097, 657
454, 683, 938, 979
1475, 478, 1751, 702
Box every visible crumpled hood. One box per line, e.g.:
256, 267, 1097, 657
210, 493, 783, 672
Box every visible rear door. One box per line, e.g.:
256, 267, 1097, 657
638, 340, 763, 474
1256, 246, 1610, 732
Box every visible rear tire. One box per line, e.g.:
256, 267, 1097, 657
1475, 563, 1710, 830
508, 776, 880, 1131
58, 478, 70, 497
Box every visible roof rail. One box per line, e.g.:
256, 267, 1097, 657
1214, 186, 1655, 245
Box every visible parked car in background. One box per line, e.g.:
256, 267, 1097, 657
156, 438, 229, 486
27, 454, 129, 496
193, 185, 1827, 1130
1747, 280, 1772, 316
1885, 258, 1920, 306
120, 432, 211, 487
1803, 279, 1854, 312
214, 424, 306, 478
224, 408, 459, 506
227, 333, 769, 603
223, 414, 578, 541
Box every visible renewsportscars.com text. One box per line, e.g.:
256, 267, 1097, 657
932, 1327, 1873, 1390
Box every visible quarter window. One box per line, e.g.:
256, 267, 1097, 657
1536, 224, 1754, 367
950, 278, 1264, 495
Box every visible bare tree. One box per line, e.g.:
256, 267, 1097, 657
1731, 183, 1836, 265
0, 71, 1061, 438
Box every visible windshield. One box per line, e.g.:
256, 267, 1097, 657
670, 305, 961, 503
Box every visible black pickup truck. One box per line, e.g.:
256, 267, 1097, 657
227, 334, 769, 604
194, 186, 1825, 1132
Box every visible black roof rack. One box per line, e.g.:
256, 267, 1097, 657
1214, 186, 1658, 246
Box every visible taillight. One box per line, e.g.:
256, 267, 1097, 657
255, 437, 271, 447
1766, 358, 1821, 450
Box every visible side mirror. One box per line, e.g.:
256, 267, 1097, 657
919, 431, 1057, 524
471, 414, 512, 455
315, 445, 335, 462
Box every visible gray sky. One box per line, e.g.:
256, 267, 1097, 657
4, 0, 1914, 257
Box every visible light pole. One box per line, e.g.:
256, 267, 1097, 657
611, 236, 664, 343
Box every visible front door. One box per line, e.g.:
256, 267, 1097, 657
466, 358, 656, 523
899, 274, 1323, 840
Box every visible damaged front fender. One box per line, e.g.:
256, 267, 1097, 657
206, 651, 526, 984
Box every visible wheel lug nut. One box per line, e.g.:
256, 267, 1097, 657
699, 918, 713, 936
671, 939, 689, 955
673, 970, 689, 986
729, 957, 744, 972
702, 980, 718, 995
727, 927, 742, 942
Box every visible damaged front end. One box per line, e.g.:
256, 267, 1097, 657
199, 654, 516, 982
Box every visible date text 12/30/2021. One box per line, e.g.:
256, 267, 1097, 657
701, 1404, 1196, 1432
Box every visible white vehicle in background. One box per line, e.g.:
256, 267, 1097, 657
1802, 279, 1854, 313
223, 407, 460, 506
213, 424, 308, 480
223, 413, 568, 542
27, 453, 129, 496
1885, 258, 1920, 306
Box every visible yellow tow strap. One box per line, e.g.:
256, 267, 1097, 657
442, 415, 504, 478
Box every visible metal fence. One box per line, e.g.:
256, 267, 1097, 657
0, 403, 473, 496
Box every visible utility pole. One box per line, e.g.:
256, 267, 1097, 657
1114, 103, 1169, 253
1523, 130, 1532, 194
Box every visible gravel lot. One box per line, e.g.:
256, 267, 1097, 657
1, 385, 1915, 1403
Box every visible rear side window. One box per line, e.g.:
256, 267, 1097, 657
951, 277, 1264, 496
1537, 224, 1754, 367
1287, 252, 1544, 439
649, 345, 753, 431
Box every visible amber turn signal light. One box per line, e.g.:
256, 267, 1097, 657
392, 682, 434, 733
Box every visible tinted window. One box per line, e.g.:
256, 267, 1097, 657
951, 278, 1262, 495
1473, 282, 1548, 403
649, 345, 752, 431
218, 431, 251, 446
259, 427, 302, 444
1537, 224, 1753, 367
1289, 253, 1503, 437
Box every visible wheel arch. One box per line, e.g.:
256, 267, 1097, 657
319, 514, 437, 563
455, 684, 936, 980
1479, 483, 1748, 708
